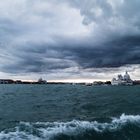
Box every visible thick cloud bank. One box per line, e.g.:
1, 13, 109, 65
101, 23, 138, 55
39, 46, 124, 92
0, 0, 140, 80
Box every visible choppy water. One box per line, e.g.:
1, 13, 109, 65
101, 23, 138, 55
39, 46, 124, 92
0, 84, 140, 140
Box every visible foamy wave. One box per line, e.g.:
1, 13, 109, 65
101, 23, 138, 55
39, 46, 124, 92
0, 114, 140, 140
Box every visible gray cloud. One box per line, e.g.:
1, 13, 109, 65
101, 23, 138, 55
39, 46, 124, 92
1, 35, 140, 75
73, 36, 140, 68
0, 0, 140, 80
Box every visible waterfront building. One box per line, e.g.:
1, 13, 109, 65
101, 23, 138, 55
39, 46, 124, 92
38, 78, 47, 84
111, 71, 133, 85
0, 79, 14, 84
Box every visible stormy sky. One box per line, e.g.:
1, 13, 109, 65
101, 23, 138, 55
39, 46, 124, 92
0, 0, 140, 82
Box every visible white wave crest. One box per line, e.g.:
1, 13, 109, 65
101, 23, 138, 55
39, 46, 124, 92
0, 114, 140, 140
0, 130, 40, 140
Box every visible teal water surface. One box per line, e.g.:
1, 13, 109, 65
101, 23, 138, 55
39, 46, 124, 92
0, 84, 140, 140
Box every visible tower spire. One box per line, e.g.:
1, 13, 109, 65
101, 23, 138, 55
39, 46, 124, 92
126, 71, 128, 74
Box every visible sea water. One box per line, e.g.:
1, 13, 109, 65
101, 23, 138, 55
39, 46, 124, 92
0, 84, 140, 140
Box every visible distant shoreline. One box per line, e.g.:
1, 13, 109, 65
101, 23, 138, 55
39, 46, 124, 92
0, 79, 140, 85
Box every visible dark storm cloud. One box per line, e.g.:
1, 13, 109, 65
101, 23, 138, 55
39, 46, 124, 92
0, 0, 140, 79
70, 36, 140, 68
47, 35, 140, 69
0, 41, 76, 74
1, 35, 140, 74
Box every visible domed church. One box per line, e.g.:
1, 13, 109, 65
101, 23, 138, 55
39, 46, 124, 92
111, 71, 133, 85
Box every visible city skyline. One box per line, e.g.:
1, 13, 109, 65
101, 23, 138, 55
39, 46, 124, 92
0, 0, 140, 82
